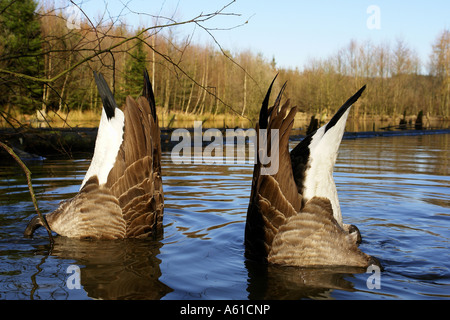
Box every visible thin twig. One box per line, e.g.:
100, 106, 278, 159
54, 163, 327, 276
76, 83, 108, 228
141, 38, 253, 123
0, 0, 255, 121
0, 141, 54, 242
0, 1, 247, 85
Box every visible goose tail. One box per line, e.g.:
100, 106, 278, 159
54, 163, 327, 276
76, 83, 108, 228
325, 84, 366, 133
290, 85, 366, 225
93, 71, 119, 120
80, 72, 125, 188
143, 69, 157, 121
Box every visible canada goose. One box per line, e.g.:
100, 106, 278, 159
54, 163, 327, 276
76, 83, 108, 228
245, 78, 380, 268
24, 70, 163, 239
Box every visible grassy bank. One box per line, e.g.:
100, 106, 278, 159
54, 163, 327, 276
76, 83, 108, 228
1, 108, 448, 160
1, 107, 448, 132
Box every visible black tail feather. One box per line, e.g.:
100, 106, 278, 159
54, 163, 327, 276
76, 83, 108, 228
273, 81, 287, 111
259, 74, 278, 129
143, 69, 157, 120
325, 85, 366, 133
93, 71, 118, 120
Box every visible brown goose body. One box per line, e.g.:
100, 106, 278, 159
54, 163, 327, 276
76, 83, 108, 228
245, 79, 379, 268
24, 70, 163, 239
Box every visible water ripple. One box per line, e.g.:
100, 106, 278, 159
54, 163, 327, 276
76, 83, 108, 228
0, 134, 449, 299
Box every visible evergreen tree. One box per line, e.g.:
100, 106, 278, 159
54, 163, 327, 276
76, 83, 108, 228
120, 33, 147, 103
0, 0, 43, 114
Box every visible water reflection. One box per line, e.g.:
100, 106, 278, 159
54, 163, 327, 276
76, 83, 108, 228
48, 237, 172, 299
337, 134, 449, 176
246, 261, 368, 300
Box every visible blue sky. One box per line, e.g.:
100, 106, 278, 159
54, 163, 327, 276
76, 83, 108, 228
72, 0, 450, 71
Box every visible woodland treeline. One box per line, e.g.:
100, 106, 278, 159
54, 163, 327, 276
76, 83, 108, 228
1, 0, 449, 128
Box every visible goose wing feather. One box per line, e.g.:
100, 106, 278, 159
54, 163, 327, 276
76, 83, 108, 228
105, 73, 163, 239
245, 79, 300, 261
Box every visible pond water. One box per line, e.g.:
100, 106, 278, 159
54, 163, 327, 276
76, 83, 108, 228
0, 133, 449, 300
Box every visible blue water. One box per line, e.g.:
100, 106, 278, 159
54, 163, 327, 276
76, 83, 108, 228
0, 133, 449, 300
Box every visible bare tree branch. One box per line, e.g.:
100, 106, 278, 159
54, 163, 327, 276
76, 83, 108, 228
0, 141, 54, 242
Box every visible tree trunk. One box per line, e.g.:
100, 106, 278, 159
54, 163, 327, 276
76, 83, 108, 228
152, 34, 156, 94
193, 56, 208, 114
163, 77, 170, 112
185, 81, 195, 114
199, 53, 209, 115
241, 72, 247, 117
59, 55, 72, 112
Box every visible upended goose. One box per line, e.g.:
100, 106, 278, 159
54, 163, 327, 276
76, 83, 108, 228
245, 79, 380, 268
24, 70, 164, 239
